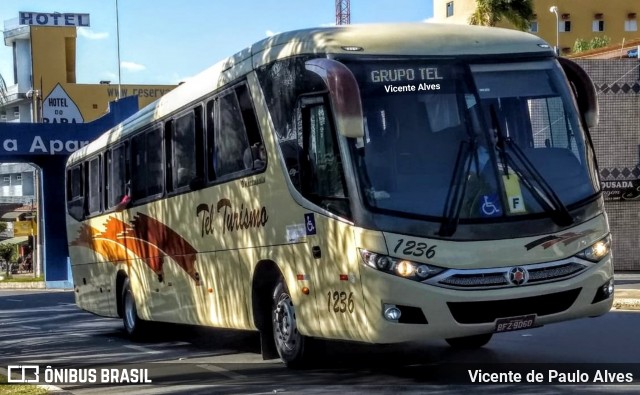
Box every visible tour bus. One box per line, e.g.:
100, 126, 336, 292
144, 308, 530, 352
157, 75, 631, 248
65, 23, 613, 366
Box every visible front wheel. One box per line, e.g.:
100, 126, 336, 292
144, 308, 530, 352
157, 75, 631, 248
445, 333, 493, 349
122, 278, 147, 340
272, 278, 307, 367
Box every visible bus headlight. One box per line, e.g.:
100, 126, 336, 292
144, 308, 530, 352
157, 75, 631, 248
576, 234, 611, 262
359, 249, 444, 281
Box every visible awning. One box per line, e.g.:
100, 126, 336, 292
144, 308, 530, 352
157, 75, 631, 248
0, 236, 28, 246
1, 212, 25, 220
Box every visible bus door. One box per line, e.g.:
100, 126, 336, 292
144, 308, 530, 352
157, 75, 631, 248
298, 96, 364, 340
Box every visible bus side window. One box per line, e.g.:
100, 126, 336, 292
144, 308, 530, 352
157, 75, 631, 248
301, 100, 351, 218
87, 156, 101, 216
108, 143, 128, 209
206, 99, 216, 181
131, 127, 164, 200
104, 150, 111, 211
209, 89, 250, 177
236, 84, 266, 171
66, 164, 84, 221
167, 108, 201, 192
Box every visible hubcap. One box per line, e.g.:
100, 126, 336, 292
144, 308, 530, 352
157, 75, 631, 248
274, 294, 298, 351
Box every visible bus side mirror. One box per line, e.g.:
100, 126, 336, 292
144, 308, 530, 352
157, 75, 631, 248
305, 58, 364, 138
557, 57, 599, 129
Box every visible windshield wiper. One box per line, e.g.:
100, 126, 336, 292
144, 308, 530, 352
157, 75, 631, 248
439, 139, 475, 237
490, 105, 574, 227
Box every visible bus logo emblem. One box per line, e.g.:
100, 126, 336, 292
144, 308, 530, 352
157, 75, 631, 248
508, 267, 528, 286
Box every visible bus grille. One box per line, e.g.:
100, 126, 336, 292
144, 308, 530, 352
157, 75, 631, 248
447, 288, 581, 324
433, 261, 588, 290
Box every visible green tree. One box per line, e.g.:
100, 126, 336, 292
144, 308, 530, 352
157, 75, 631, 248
469, 0, 535, 31
0, 243, 16, 278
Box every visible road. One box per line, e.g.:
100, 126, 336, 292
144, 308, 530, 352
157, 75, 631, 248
1, 289, 639, 394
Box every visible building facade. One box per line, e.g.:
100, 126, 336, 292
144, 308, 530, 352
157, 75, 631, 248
1, 12, 175, 124
0, 11, 176, 263
433, 0, 640, 54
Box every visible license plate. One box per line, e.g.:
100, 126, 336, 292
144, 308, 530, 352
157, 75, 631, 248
495, 314, 536, 333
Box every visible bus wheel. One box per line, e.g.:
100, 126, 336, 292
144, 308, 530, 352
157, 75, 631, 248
272, 279, 306, 367
122, 278, 146, 340
445, 333, 493, 349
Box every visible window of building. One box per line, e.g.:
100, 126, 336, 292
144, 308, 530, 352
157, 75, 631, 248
625, 20, 638, 32
16, 175, 22, 181
446, 1, 454, 18
3, 176, 9, 184
592, 20, 605, 32
560, 21, 571, 32
529, 21, 538, 33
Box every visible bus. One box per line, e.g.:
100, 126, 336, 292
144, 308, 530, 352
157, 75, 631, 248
65, 23, 613, 367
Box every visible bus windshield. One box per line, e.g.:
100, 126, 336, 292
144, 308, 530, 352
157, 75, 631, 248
343, 59, 599, 222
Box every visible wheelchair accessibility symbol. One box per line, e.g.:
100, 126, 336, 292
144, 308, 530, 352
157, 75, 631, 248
304, 213, 317, 235
480, 194, 501, 217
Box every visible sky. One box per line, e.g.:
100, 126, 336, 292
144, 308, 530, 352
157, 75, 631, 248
0, 0, 434, 86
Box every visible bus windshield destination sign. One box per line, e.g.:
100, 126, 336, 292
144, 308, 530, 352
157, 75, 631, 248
369, 66, 444, 93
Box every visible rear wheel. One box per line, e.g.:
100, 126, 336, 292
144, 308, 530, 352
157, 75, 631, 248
122, 278, 147, 340
445, 333, 493, 349
272, 278, 307, 367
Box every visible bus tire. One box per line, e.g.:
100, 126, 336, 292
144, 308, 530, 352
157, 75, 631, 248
272, 278, 307, 367
445, 333, 493, 349
122, 278, 147, 340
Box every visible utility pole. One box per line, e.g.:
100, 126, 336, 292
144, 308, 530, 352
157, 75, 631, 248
336, 0, 351, 25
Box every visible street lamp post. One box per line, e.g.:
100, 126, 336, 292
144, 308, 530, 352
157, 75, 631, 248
115, 0, 122, 99
549, 6, 559, 56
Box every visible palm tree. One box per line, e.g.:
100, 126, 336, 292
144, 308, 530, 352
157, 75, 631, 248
469, 0, 534, 31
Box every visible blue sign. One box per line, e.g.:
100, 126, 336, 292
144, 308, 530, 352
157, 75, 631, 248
304, 213, 317, 235
480, 194, 501, 217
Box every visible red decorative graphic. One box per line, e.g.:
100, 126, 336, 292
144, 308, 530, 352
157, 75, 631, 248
70, 212, 198, 281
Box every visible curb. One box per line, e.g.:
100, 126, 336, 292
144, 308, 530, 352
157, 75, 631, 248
612, 289, 640, 310
0, 281, 46, 289
613, 299, 640, 310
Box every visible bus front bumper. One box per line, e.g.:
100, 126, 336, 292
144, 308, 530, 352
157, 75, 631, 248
360, 256, 614, 344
